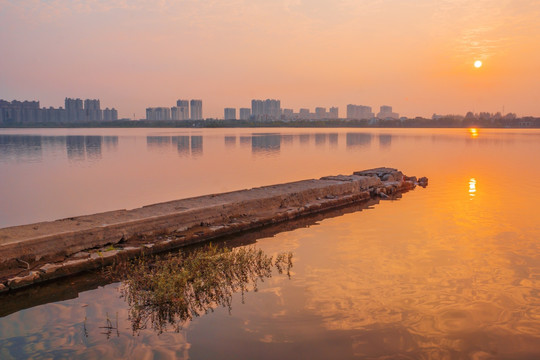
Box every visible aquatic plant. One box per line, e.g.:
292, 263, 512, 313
109, 245, 293, 334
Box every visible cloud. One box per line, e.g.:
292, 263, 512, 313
429, 0, 540, 61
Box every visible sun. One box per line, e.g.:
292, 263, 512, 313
474, 60, 483, 68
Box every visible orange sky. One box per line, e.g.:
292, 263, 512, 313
1, 0, 539, 119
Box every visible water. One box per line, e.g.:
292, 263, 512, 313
1, 128, 539, 359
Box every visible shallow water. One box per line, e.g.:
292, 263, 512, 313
1, 128, 539, 359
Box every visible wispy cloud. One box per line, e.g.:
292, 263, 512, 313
432, 0, 540, 61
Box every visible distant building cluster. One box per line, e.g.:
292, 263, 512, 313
347, 105, 374, 120
146, 99, 203, 121
222, 99, 340, 121
251, 99, 281, 120
222, 100, 400, 122
219, 99, 281, 121
347, 104, 399, 120
4, 95, 536, 126
222, 101, 404, 122
376, 106, 400, 120
281, 106, 339, 120
0, 98, 118, 124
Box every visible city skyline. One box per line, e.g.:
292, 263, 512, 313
1, 1, 539, 119
2, 95, 527, 124
0, 97, 118, 123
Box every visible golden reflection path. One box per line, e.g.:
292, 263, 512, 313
469, 177, 477, 199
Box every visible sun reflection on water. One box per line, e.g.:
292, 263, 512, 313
469, 128, 479, 138
469, 178, 477, 199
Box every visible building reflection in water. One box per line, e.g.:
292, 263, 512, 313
103, 136, 118, 152
0, 134, 43, 163
378, 134, 392, 148
251, 133, 281, 154
191, 136, 203, 157
346, 133, 372, 149
315, 133, 327, 147
146, 136, 172, 152
298, 134, 311, 146
282, 134, 294, 146
41, 136, 68, 153
329, 133, 338, 148
66, 136, 87, 161
224, 136, 236, 148
66, 136, 115, 162
239, 136, 251, 147
145, 135, 203, 157
0, 135, 119, 163
172, 136, 190, 156
239, 132, 341, 154
84, 136, 102, 160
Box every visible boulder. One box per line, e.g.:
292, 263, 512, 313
418, 177, 429, 187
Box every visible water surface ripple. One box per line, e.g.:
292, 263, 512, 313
1, 128, 539, 359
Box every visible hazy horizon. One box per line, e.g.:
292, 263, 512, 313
1, 0, 539, 119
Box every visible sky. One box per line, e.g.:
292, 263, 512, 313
1, 0, 540, 119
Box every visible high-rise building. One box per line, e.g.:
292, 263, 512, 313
176, 100, 189, 120
315, 107, 327, 119
263, 99, 281, 120
251, 100, 264, 118
84, 99, 102, 121
103, 108, 118, 121
239, 108, 251, 120
146, 107, 171, 120
376, 105, 399, 120
21, 101, 41, 122
282, 109, 294, 120
171, 107, 184, 120
190, 100, 203, 120
224, 108, 236, 120
299, 108, 310, 120
347, 104, 374, 120
329, 107, 339, 119
0, 100, 41, 123
65, 98, 84, 121
251, 99, 281, 120
42, 106, 66, 122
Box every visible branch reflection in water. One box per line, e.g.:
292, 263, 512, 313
108, 245, 293, 334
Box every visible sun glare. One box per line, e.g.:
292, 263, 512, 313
469, 128, 479, 138
474, 60, 483, 68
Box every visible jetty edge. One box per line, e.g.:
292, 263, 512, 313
0, 167, 427, 292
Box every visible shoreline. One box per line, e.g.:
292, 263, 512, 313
1, 118, 539, 129
0, 167, 427, 292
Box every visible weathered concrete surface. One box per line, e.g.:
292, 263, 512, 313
0, 168, 426, 292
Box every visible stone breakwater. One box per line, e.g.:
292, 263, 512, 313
0, 168, 427, 292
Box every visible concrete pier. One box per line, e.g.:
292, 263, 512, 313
0, 168, 426, 292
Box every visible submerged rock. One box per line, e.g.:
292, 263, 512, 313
418, 177, 429, 187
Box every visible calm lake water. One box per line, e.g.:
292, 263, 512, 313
1, 128, 539, 359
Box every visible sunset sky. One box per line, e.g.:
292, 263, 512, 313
1, 0, 539, 119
